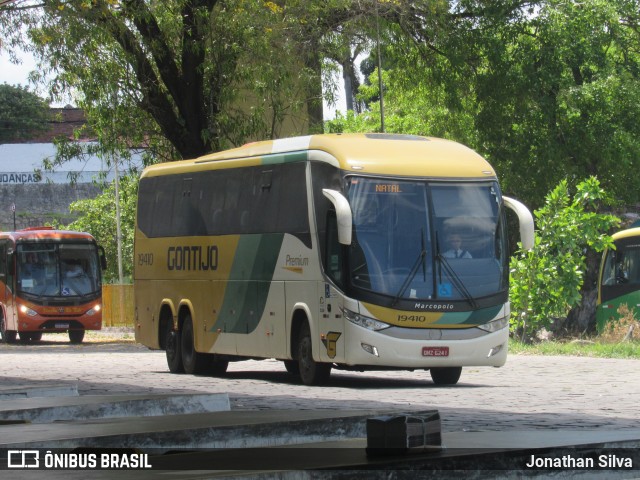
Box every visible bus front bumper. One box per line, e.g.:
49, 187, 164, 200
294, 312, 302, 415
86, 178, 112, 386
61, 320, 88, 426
341, 321, 509, 369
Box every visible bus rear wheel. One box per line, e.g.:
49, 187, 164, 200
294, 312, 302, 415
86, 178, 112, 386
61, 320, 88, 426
181, 314, 208, 374
165, 323, 184, 373
69, 329, 85, 344
297, 322, 331, 386
430, 367, 462, 385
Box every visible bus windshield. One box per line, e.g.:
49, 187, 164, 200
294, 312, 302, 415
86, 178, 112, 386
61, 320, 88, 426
347, 178, 507, 302
600, 240, 640, 300
17, 243, 101, 298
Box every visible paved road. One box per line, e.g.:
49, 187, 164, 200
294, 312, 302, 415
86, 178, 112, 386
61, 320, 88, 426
1, 331, 638, 434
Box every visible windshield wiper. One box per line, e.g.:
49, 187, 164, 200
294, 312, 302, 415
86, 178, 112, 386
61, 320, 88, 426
435, 232, 478, 309
391, 229, 427, 307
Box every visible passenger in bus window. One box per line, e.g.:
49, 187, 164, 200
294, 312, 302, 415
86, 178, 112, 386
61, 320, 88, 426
63, 260, 91, 295
23, 252, 45, 281
65, 261, 82, 277
443, 234, 472, 259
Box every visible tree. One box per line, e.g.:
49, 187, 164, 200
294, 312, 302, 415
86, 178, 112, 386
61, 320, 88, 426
509, 177, 619, 340
326, 1, 640, 210
57, 175, 138, 284
453, 0, 640, 210
0, 0, 326, 161
0, 83, 49, 143
0, 0, 401, 163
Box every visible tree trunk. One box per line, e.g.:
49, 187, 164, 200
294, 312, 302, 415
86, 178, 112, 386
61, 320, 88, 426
565, 249, 600, 334
303, 37, 324, 134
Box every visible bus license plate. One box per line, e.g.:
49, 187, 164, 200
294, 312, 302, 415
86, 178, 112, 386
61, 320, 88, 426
55, 323, 69, 329
422, 347, 449, 357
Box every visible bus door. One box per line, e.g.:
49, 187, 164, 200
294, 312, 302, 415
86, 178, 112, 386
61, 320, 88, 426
0, 242, 10, 327
318, 282, 345, 363
318, 212, 345, 363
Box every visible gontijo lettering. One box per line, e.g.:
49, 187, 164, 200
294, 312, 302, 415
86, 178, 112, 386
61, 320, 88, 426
167, 245, 218, 271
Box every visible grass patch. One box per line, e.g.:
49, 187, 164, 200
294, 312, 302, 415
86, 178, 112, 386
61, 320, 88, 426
510, 303, 640, 359
509, 338, 640, 359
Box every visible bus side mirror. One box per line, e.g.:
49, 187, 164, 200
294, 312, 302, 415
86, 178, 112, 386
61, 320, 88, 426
322, 189, 352, 245
503, 196, 535, 251
99, 246, 107, 271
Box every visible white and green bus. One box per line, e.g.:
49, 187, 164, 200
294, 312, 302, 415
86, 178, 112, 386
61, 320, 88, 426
134, 133, 533, 385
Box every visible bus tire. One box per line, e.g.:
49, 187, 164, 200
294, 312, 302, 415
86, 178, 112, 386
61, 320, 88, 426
297, 322, 331, 386
208, 355, 229, 376
0, 317, 16, 344
19, 332, 41, 343
165, 323, 184, 373
430, 366, 462, 385
181, 313, 208, 374
69, 329, 85, 344
284, 360, 300, 375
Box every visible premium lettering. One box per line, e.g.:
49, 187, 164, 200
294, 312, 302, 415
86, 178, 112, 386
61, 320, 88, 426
167, 245, 218, 271
286, 255, 309, 267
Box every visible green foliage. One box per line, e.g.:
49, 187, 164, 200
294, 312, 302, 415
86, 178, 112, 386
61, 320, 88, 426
54, 175, 138, 284
469, 0, 640, 209
509, 177, 619, 339
509, 339, 640, 359
0, 0, 361, 160
325, 68, 477, 146
0, 83, 49, 143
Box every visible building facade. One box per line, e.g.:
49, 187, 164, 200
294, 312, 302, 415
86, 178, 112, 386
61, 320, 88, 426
0, 106, 135, 230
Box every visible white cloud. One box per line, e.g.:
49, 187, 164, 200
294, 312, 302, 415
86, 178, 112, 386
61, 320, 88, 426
0, 48, 37, 87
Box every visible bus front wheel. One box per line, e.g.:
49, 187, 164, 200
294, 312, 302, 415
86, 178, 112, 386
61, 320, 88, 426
430, 367, 462, 385
0, 317, 16, 344
297, 322, 331, 386
19, 332, 42, 343
69, 329, 85, 344
181, 314, 208, 374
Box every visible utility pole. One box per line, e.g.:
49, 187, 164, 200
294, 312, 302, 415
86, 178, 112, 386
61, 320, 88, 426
375, 1, 385, 133
111, 88, 124, 285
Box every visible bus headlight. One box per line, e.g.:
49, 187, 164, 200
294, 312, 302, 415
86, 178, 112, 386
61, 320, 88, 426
477, 318, 508, 333
343, 308, 390, 331
86, 304, 101, 316
19, 305, 38, 317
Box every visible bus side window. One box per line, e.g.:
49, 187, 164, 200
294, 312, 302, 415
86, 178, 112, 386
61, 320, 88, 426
325, 211, 344, 288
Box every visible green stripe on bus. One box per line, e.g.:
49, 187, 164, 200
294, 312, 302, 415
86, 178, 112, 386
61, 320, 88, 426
432, 304, 502, 326
261, 151, 307, 165
213, 233, 284, 334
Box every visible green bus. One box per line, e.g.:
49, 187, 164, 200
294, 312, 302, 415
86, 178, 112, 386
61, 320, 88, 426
597, 227, 640, 332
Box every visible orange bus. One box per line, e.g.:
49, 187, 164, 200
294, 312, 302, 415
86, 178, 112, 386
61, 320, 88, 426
0, 227, 106, 344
